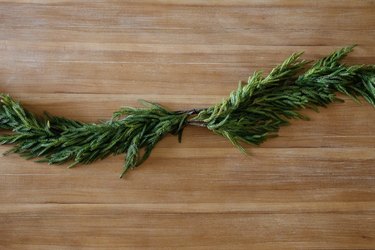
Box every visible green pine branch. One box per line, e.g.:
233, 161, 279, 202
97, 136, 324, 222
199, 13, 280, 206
192, 45, 375, 152
0, 96, 190, 177
0, 46, 374, 177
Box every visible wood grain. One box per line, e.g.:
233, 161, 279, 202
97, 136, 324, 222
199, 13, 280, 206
0, 0, 374, 249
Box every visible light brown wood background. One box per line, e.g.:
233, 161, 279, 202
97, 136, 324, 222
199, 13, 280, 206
0, 0, 374, 249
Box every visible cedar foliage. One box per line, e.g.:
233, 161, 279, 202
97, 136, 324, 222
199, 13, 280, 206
1, 46, 374, 177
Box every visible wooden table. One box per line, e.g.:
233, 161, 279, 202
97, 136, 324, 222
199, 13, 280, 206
0, 1, 374, 249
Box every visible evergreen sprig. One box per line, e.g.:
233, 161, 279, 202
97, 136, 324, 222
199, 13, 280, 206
0, 46, 374, 177
193, 45, 375, 151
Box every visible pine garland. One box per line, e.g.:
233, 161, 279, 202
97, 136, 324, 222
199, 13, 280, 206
0, 46, 374, 177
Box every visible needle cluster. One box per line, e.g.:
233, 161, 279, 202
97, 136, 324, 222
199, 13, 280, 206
193, 45, 375, 151
0, 97, 189, 177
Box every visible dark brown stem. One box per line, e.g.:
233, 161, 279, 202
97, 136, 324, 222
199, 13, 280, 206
175, 108, 205, 115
